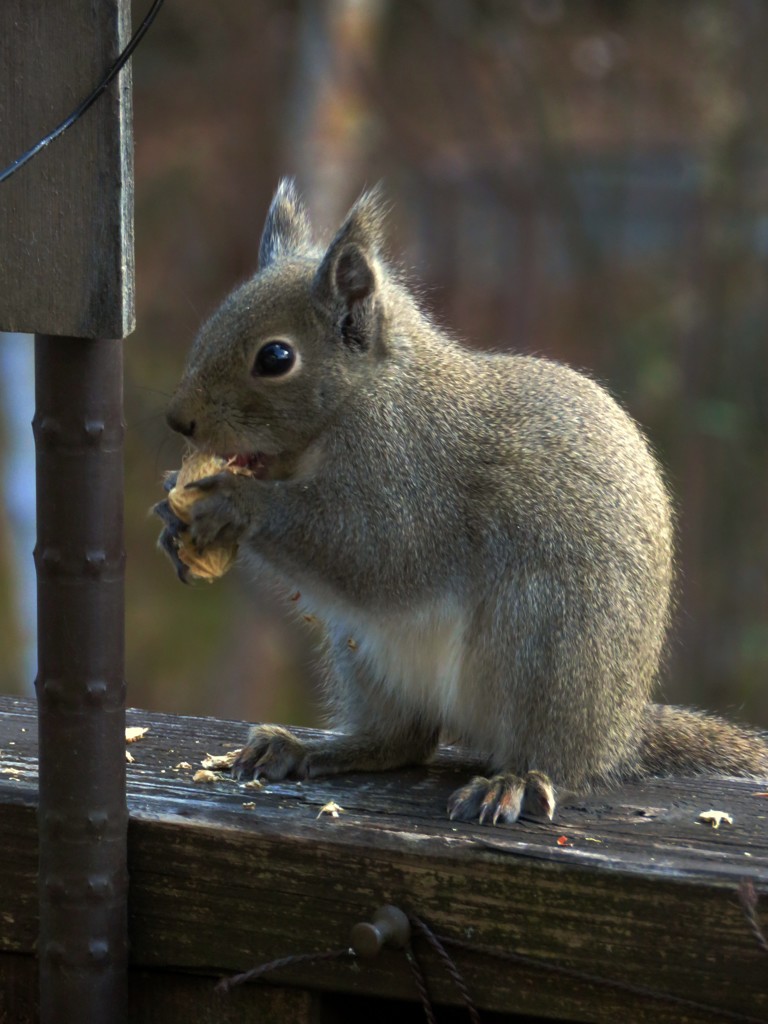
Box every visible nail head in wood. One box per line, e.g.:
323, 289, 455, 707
350, 905, 411, 958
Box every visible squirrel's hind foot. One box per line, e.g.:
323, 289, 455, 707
448, 770, 555, 825
232, 724, 309, 782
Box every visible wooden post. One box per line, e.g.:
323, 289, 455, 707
0, 2, 134, 338
0, 2, 134, 1022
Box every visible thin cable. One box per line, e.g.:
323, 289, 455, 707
404, 945, 438, 1024
216, 947, 355, 993
0, 0, 166, 185
739, 881, 768, 956
410, 915, 480, 1024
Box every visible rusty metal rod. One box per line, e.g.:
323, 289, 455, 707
34, 334, 127, 1024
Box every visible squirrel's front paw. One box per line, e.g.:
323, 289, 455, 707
153, 498, 192, 583
186, 471, 255, 550
232, 725, 309, 782
447, 770, 555, 825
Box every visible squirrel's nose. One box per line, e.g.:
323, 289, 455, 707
166, 407, 196, 437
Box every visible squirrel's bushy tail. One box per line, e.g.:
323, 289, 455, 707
636, 703, 768, 779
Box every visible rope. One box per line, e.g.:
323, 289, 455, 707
739, 881, 768, 957
410, 915, 481, 1024
215, 946, 354, 994
0, 0, 166, 184
405, 945, 438, 1024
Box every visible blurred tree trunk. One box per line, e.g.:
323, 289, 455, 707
222, 1, 388, 727
287, 0, 385, 229
675, 0, 768, 710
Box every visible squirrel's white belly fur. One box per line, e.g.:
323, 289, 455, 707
298, 585, 473, 737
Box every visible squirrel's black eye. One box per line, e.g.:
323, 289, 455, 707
253, 341, 296, 377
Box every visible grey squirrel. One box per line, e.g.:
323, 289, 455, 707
155, 179, 768, 824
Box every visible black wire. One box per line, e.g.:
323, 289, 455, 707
0, 0, 166, 185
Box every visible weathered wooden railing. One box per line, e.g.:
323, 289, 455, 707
1, 696, 766, 1023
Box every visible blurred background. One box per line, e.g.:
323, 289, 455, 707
0, 0, 766, 731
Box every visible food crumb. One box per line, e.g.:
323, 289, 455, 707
317, 800, 344, 819
697, 809, 733, 829
193, 769, 219, 784
201, 750, 240, 771
125, 727, 149, 743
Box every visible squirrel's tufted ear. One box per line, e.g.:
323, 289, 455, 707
311, 186, 386, 320
258, 179, 313, 270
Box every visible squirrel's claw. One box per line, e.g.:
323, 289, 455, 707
448, 770, 555, 826
153, 496, 185, 532
522, 769, 557, 821
162, 469, 179, 494
152, 498, 191, 584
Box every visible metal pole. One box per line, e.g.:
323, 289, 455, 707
34, 334, 127, 1023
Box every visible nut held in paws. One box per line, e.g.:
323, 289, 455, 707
167, 452, 230, 523
165, 452, 240, 582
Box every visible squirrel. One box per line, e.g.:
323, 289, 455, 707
155, 179, 768, 825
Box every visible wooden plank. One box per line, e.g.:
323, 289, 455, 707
128, 972, 321, 1024
0, 953, 37, 1024
0, 955, 322, 1024
1, 697, 766, 1023
0, 0, 134, 338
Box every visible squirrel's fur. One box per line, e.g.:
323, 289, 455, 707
159, 180, 768, 824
